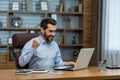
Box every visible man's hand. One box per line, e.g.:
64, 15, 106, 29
32, 38, 41, 49
66, 61, 75, 66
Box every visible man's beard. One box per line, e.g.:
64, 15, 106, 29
47, 36, 54, 42
44, 34, 54, 42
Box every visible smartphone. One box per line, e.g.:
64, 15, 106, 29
16, 70, 32, 75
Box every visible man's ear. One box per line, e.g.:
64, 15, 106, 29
40, 27, 44, 34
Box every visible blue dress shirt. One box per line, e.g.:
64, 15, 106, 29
19, 35, 66, 68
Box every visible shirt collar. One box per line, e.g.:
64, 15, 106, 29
38, 35, 46, 44
38, 35, 52, 44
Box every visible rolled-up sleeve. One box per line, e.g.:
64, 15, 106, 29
54, 46, 67, 67
19, 39, 36, 67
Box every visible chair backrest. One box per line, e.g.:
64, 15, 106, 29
12, 33, 39, 69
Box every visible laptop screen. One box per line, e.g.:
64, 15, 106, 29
54, 48, 95, 71
73, 48, 95, 70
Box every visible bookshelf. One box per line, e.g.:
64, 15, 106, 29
0, 0, 93, 68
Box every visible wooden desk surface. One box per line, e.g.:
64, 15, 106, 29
0, 66, 120, 80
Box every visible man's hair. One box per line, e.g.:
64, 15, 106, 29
40, 18, 56, 30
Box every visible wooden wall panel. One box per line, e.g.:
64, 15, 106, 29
83, 0, 93, 48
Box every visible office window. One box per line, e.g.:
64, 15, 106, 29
102, 0, 120, 66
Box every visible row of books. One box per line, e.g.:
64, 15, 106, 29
0, 53, 7, 62
59, 3, 82, 13
35, 2, 82, 13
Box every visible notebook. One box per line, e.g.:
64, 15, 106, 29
54, 48, 95, 71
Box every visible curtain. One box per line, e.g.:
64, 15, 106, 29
91, 0, 103, 66
102, 0, 120, 66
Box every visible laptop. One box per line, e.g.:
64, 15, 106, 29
54, 48, 95, 71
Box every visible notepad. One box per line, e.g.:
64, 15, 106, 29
16, 70, 32, 75
16, 69, 49, 74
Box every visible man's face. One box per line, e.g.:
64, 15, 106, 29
41, 24, 56, 42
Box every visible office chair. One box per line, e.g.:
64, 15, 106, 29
12, 33, 39, 69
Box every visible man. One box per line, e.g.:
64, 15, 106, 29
19, 18, 75, 68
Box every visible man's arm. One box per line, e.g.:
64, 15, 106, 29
54, 51, 75, 67
19, 38, 41, 67
54, 43, 75, 67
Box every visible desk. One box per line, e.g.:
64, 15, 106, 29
0, 66, 120, 80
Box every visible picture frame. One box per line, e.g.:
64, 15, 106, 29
40, 0, 48, 11
12, 1, 20, 10
51, 14, 57, 20
7, 37, 12, 44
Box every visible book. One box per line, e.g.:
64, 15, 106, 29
0, 53, 7, 62
79, 4, 82, 13
59, 3, 64, 12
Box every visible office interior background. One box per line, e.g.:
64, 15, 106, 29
0, 0, 119, 68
